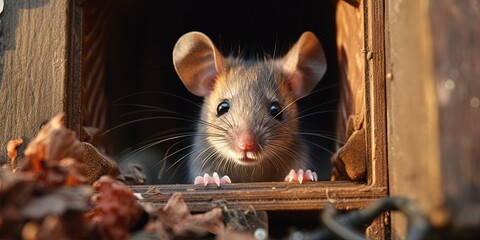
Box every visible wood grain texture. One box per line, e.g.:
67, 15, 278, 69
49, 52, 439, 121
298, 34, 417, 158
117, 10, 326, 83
334, 0, 387, 187
335, 1, 388, 237
333, 0, 368, 182
65, 0, 82, 138
130, 182, 387, 212
388, 0, 480, 234
363, 1, 388, 238
80, 0, 123, 136
386, 0, 446, 236
0, 0, 70, 161
364, 0, 387, 188
335, 0, 366, 146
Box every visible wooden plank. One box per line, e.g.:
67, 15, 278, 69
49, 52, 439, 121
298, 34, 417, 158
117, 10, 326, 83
65, 1, 83, 136
79, 0, 124, 136
429, 0, 480, 229
386, 0, 446, 237
130, 182, 387, 212
336, 0, 366, 139
0, 1, 70, 162
334, 0, 387, 187
364, 0, 387, 188
388, 0, 480, 234
363, 1, 388, 238
336, 1, 388, 237
333, 0, 368, 183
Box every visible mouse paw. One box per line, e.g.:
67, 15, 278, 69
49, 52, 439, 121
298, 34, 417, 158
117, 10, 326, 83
194, 172, 232, 187
285, 169, 318, 183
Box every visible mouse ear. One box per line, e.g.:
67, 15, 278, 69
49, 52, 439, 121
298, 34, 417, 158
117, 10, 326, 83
173, 32, 225, 97
280, 31, 327, 99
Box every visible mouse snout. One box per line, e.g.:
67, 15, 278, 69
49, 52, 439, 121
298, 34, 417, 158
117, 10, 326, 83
236, 129, 256, 151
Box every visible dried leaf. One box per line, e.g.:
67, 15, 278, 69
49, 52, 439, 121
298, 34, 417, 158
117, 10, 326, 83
24, 113, 84, 173
153, 192, 224, 239
88, 176, 146, 240
14, 113, 89, 187
0, 171, 37, 239
7, 138, 23, 170
21, 186, 92, 219
29, 215, 68, 240
1, 113, 96, 239
2, 112, 251, 240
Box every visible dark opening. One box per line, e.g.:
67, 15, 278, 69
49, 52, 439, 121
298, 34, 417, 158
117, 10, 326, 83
103, 0, 339, 184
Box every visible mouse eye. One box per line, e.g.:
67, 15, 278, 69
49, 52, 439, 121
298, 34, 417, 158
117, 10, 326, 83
269, 102, 283, 120
217, 100, 230, 116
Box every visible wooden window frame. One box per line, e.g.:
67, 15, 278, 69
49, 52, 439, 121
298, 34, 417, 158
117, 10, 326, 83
119, 0, 389, 237
72, 0, 389, 237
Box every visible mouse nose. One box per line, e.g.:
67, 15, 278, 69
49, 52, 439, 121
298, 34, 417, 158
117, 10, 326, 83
237, 129, 256, 151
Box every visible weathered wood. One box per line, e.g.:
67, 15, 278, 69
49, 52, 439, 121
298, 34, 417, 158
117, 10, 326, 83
130, 182, 387, 212
388, 0, 480, 235
336, 0, 366, 139
334, 0, 367, 181
79, 0, 126, 138
0, 1, 70, 162
334, 0, 388, 186
386, 0, 447, 236
429, 0, 480, 230
65, 0, 83, 137
364, 0, 387, 188
336, 1, 388, 237
364, 0, 390, 238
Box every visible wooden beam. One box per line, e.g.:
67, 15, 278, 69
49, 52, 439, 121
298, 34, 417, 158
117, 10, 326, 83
130, 182, 387, 212
386, 0, 446, 236
0, 1, 70, 160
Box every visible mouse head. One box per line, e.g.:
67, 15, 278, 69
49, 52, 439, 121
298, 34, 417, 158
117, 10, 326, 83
172, 31, 327, 174
172, 31, 327, 99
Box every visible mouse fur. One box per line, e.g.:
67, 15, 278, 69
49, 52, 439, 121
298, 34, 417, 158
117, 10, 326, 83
172, 31, 327, 183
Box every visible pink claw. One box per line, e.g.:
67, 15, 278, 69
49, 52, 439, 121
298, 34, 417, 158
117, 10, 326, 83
285, 169, 296, 182
194, 176, 205, 185
298, 169, 304, 183
212, 172, 220, 186
194, 172, 231, 186
284, 169, 318, 183
220, 175, 232, 184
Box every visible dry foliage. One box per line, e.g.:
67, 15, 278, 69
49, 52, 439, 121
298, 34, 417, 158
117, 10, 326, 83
0, 113, 235, 240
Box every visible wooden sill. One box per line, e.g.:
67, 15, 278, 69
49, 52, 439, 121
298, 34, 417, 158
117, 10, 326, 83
130, 181, 387, 212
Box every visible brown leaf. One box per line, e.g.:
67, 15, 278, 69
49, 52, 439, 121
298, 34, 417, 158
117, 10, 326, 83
7, 138, 23, 171
88, 176, 145, 240
21, 186, 92, 219
1, 113, 98, 239
154, 192, 224, 239
0, 171, 37, 238
0, 171, 93, 239
15, 113, 89, 187
24, 113, 84, 172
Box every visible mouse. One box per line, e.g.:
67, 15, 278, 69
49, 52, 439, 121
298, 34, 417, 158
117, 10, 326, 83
172, 31, 327, 186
